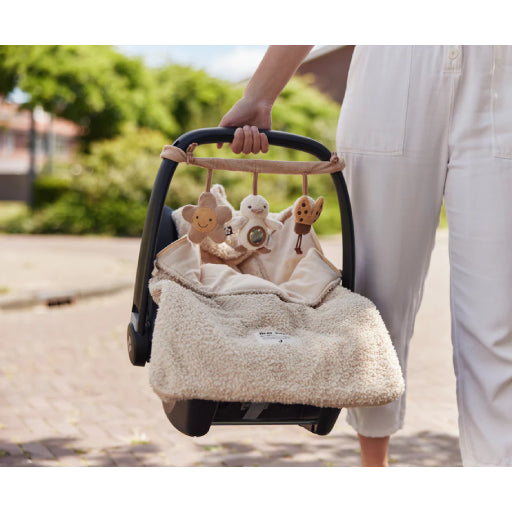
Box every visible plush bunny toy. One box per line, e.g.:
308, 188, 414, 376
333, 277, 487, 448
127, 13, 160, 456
229, 194, 283, 254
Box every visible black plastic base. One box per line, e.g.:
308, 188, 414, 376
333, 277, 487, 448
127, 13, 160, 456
163, 399, 341, 437
163, 400, 218, 437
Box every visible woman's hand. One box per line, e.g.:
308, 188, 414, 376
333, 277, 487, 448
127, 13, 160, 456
218, 96, 271, 154
217, 46, 313, 155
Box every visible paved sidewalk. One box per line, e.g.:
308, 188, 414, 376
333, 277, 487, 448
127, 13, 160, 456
0, 231, 461, 467
0, 235, 139, 309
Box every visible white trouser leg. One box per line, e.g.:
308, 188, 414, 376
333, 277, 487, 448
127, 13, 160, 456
444, 46, 512, 466
338, 46, 453, 436
342, 153, 445, 436
338, 46, 512, 465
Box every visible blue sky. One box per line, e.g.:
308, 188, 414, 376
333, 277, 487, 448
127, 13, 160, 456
117, 45, 269, 82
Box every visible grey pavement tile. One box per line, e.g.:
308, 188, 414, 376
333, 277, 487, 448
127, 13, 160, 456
76, 423, 118, 448
46, 420, 83, 439
0, 456, 34, 467
390, 431, 462, 467
106, 449, 143, 467
56, 456, 89, 467
20, 441, 56, 461
45, 441, 81, 459
0, 440, 26, 467
23, 417, 57, 438
81, 450, 117, 467
1, 426, 36, 444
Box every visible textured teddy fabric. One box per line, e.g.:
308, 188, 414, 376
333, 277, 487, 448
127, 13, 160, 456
172, 184, 294, 271
148, 231, 405, 409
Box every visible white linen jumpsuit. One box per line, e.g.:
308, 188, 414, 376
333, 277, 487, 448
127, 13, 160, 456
336, 46, 512, 467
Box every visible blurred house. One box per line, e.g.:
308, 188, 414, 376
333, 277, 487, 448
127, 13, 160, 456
0, 99, 81, 202
296, 45, 355, 104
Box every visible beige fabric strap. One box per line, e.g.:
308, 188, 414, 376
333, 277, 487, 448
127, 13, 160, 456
160, 144, 345, 175
205, 169, 213, 192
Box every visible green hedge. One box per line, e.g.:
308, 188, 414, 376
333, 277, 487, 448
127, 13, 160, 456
2, 73, 344, 237
33, 175, 71, 209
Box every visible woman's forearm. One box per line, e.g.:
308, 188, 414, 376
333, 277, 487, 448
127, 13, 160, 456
244, 45, 314, 105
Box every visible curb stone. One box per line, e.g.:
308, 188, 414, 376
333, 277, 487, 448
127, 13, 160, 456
0, 281, 134, 310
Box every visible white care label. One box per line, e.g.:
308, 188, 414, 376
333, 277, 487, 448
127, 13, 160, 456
254, 331, 298, 345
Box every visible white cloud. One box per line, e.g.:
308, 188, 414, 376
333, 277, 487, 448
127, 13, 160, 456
204, 46, 268, 82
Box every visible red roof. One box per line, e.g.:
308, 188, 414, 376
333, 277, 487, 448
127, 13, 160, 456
0, 100, 82, 137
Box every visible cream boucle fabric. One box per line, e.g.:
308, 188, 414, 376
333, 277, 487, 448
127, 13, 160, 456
148, 230, 405, 409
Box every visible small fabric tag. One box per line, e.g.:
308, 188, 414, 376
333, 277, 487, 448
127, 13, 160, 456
254, 331, 297, 345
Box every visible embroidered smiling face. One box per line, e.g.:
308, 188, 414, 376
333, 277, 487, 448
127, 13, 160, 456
182, 192, 232, 244
193, 207, 217, 233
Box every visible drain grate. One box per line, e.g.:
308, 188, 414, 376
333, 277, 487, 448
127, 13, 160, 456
46, 296, 74, 307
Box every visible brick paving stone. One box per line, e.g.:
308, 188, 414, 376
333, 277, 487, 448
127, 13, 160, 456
0, 232, 462, 467
2, 427, 33, 445
45, 420, 83, 439
106, 449, 142, 467
44, 441, 80, 459
76, 424, 119, 449
0, 441, 25, 466
81, 449, 117, 467
216, 453, 264, 467
1, 456, 34, 467
137, 455, 167, 467
57, 456, 89, 467
25, 395, 54, 412
160, 445, 203, 467
20, 441, 56, 461
23, 417, 57, 438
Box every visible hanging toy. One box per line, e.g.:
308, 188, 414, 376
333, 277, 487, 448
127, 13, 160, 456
293, 174, 324, 254
182, 169, 233, 244
230, 194, 283, 254
228, 172, 283, 254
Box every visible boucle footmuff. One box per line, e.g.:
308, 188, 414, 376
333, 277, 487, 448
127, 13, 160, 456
148, 185, 404, 410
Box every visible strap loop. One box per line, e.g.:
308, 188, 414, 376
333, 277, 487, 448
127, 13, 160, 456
160, 145, 345, 175
205, 169, 213, 192
252, 172, 258, 195
302, 174, 308, 195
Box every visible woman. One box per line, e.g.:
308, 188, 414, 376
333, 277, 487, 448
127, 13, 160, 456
218, 45, 512, 467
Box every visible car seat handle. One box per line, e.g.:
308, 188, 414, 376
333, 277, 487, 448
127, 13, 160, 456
131, 127, 355, 340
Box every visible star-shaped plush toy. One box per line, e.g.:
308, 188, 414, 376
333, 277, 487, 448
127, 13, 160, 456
182, 192, 233, 244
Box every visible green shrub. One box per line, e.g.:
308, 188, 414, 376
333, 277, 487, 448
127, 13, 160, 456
33, 175, 71, 208
2, 71, 345, 237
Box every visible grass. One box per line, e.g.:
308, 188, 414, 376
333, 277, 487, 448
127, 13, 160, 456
126, 429, 151, 445
129, 435, 151, 446
201, 444, 223, 452
0, 201, 29, 226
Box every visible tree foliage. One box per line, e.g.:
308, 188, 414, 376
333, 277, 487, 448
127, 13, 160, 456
0, 45, 175, 143
0, 46, 343, 236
